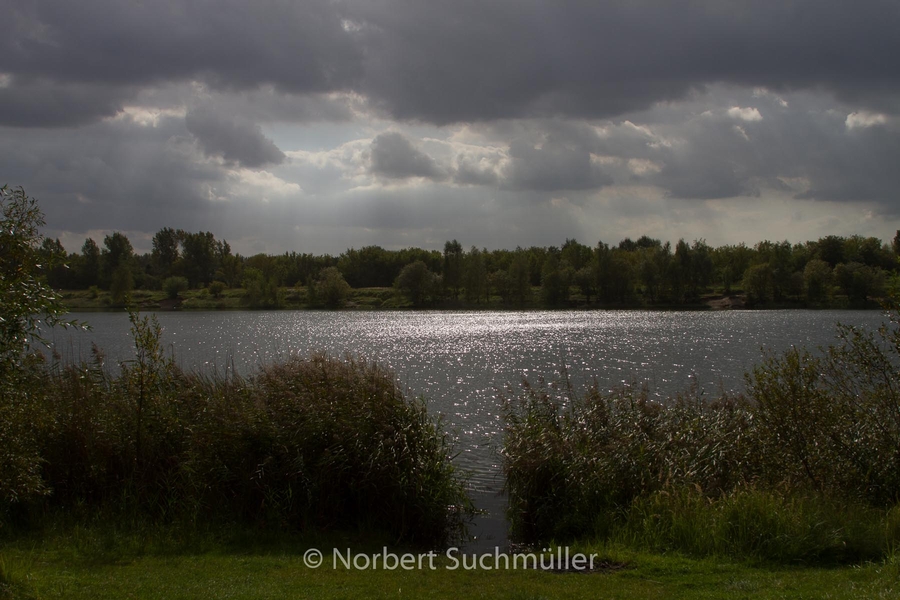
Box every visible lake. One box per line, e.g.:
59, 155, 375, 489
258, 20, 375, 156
48, 309, 888, 549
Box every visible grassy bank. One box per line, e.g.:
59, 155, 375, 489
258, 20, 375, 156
1, 527, 899, 600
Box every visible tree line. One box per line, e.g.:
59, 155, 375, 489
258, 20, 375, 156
40, 228, 900, 308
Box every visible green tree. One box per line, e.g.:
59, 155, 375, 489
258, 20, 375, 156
463, 246, 488, 304
395, 260, 437, 307
0, 185, 75, 503
151, 227, 181, 279
101, 232, 134, 288
163, 276, 189, 300
110, 264, 134, 306
0, 185, 72, 376
833, 262, 885, 302
540, 253, 568, 306
315, 267, 352, 308
574, 266, 596, 303
803, 259, 833, 305
743, 263, 774, 305
508, 252, 531, 306
180, 231, 219, 288
241, 268, 284, 309
39, 237, 68, 289
80, 238, 101, 288
443, 240, 463, 300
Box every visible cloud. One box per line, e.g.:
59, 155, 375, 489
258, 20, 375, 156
727, 106, 763, 122
185, 107, 285, 168
0, 78, 134, 127
845, 111, 889, 130
3, 2, 900, 256
369, 132, 445, 180
4, 1, 900, 128
502, 135, 612, 191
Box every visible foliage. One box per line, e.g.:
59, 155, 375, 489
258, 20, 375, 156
394, 260, 438, 307
207, 280, 226, 299
2, 317, 472, 545
313, 267, 352, 308
0, 185, 77, 508
241, 268, 284, 309
163, 276, 189, 300
503, 306, 900, 560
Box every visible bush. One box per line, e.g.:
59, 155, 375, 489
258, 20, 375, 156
1, 185, 73, 508
313, 267, 351, 308
163, 276, 189, 299
208, 281, 226, 299
502, 305, 900, 560
502, 379, 754, 543
5, 314, 472, 546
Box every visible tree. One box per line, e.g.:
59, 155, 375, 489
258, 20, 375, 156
163, 276, 189, 300
80, 238, 101, 288
540, 253, 568, 306
395, 261, 437, 307
463, 246, 488, 304
39, 237, 69, 289
151, 227, 181, 279
0, 185, 72, 377
443, 240, 463, 300
833, 262, 885, 302
101, 232, 134, 288
743, 263, 774, 305
110, 264, 134, 306
315, 267, 352, 308
803, 259, 833, 305
508, 252, 531, 306
180, 231, 218, 288
1, 185, 76, 503
574, 266, 596, 303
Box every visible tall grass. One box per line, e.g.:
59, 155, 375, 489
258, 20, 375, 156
1, 313, 472, 548
502, 308, 900, 562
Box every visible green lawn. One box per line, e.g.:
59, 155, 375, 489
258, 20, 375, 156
2, 531, 898, 600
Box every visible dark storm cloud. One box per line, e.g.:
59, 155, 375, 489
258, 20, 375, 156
185, 107, 285, 168
0, 116, 223, 235
1, 0, 360, 91
3, 0, 900, 128
369, 132, 444, 179
352, 0, 900, 124
502, 136, 611, 191
0, 78, 134, 128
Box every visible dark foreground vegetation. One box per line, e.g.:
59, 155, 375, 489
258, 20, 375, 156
4, 184, 900, 597
0, 312, 472, 548
503, 311, 900, 563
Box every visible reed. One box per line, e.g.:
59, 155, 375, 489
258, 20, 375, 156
502, 306, 900, 562
1, 313, 472, 548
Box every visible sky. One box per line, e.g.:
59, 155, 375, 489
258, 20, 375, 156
2, 0, 900, 256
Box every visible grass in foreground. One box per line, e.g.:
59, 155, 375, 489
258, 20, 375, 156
1, 527, 898, 600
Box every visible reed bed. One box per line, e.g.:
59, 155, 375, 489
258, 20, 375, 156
502, 311, 900, 563
0, 313, 472, 548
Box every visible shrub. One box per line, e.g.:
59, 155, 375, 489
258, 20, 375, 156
6, 314, 472, 546
503, 304, 900, 560
163, 276, 189, 299
313, 267, 351, 308
208, 281, 226, 298
0, 185, 74, 508
502, 379, 753, 543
